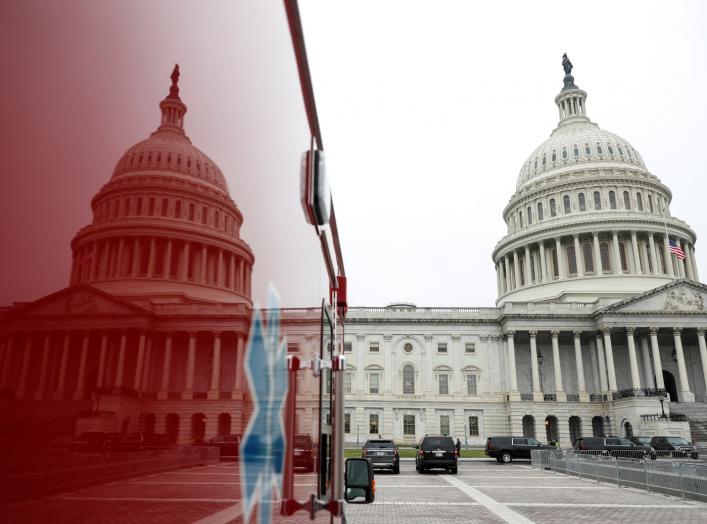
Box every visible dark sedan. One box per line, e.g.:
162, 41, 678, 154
362, 439, 399, 474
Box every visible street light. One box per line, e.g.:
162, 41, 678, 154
659, 392, 667, 419
356, 424, 360, 448
537, 351, 544, 392
464, 424, 468, 446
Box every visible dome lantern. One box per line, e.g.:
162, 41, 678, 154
554, 54, 589, 127
158, 64, 187, 134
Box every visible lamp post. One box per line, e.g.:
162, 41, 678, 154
356, 424, 360, 448
537, 351, 544, 394
659, 392, 667, 419
464, 424, 468, 446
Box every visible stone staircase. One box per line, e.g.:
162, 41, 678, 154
670, 402, 707, 445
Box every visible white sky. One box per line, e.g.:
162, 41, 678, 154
298, 0, 707, 307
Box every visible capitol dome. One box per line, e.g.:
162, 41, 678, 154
493, 55, 698, 305
69, 65, 254, 304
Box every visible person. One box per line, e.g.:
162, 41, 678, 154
455, 438, 461, 456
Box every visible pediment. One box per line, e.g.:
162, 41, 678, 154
10, 285, 150, 318
602, 280, 707, 314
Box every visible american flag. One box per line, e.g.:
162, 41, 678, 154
669, 239, 685, 260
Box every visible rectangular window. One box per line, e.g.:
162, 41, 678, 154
437, 343, 447, 353
344, 372, 352, 394
403, 415, 415, 435
466, 374, 477, 396
369, 414, 379, 434
369, 372, 380, 394
468, 416, 479, 436
369, 342, 379, 353
440, 415, 450, 435
287, 342, 299, 353
438, 374, 449, 395
343, 342, 352, 353
465, 343, 476, 354
344, 413, 351, 434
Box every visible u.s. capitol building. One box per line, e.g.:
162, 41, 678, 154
342, 57, 707, 447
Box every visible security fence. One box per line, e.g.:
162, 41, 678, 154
0, 445, 220, 503
531, 449, 707, 502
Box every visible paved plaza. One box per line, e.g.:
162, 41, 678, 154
1, 459, 706, 523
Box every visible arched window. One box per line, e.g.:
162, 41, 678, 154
403, 365, 415, 394
522, 415, 535, 438
624, 421, 633, 438
562, 147, 567, 159
578, 193, 586, 211
202, 207, 208, 224
567, 245, 577, 275
530, 255, 536, 282
583, 242, 594, 273
585, 144, 591, 156
549, 198, 557, 217
636, 193, 643, 211
592, 416, 604, 437
648, 194, 654, 213
537, 202, 544, 221
188, 203, 195, 221
527, 206, 532, 225
593, 191, 602, 210
569, 416, 582, 445
136, 197, 143, 216
191, 413, 206, 442
600, 242, 611, 272
573, 145, 579, 157
519, 211, 523, 227
563, 195, 571, 214
596, 143, 603, 155
545, 415, 559, 442
609, 191, 617, 209
166, 413, 180, 443
623, 191, 631, 210
218, 413, 231, 436
214, 210, 220, 228
619, 242, 628, 271
175, 200, 182, 218
161, 198, 168, 217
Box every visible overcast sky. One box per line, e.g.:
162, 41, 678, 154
299, 0, 707, 307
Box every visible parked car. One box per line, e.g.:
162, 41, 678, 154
416, 435, 457, 473
104, 433, 172, 452
628, 436, 652, 447
362, 439, 399, 474
70, 431, 120, 453
485, 436, 555, 463
293, 434, 315, 472
574, 436, 655, 460
199, 434, 242, 460
650, 436, 699, 459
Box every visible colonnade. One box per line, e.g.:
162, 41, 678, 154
505, 327, 707, 404
0, 330, 248, 401
71, 236, 251, 296
496, 231, 698, 295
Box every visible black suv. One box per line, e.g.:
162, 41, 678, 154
415, 435, 457, 473
362, 439, 399, 474
574, 437, 655, 459
485, 436, 554, 463
650, 436, 699, 459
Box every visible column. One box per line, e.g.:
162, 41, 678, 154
141, 336, 152, 392
17, 336, 32, 399
593, 232, 603, 275
650, 328, 665, 390
612, 231, 622, 274
683, 240, 694, 280
595, 333, 608, 394
689, 244, 699, 281
640, 335, 653, 388
539, 241, 548, 282
513, 251, 521, 289
230, 254, 236, 291
96, 332, 108, 388
524, 246, 532, 285
89, 240, 98, 279
588, 338, 600, 394
34, 334, 50, 399
551, 330, 566, 401
114, 331, 127, 390
158, 333, 173, 399
630, 231, 642, 274
574, 235, 584, 276
0, 336, 14, 388
648, 234, 658, 275
54, 332, 71, 399
233, 334, 245, 395
573, 331, 588, 401
131, 237, 141, 277
555, 238, 566, 278
73, 332, 90, 399
217, 250, 224, 287
383, 335, 393, 393
163, 239, 173, 278
238, 260, 245, 292
100, 240, 110, 278
663, 235, 675, 277
602, 328, 617, 393
200, 244, 208, 283
146, 237, 156, 277
529, 331, 542, 401
133, 332, 146, 391
180, 241, 190, 280
496, 263, 502, 295
504, 255, 512, 291
696, 329, 707, 402
625, 327, 641, 390
506, 331, 519, 400
183, 332, 197, 399
208, 332, 222, 399
673, 328, 694, 402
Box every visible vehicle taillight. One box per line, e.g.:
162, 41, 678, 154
362, 448, 367, 456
